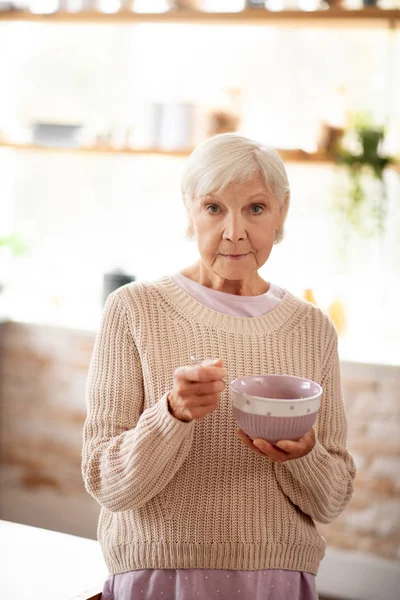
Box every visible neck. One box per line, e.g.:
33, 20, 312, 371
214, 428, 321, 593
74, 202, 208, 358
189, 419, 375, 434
181, 261, 269, 296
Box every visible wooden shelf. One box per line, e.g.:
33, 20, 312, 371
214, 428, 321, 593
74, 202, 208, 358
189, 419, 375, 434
0, 8, 399, 28
0, 141, 191, 158
4, 142, 399, 170
0, 141, 333, 163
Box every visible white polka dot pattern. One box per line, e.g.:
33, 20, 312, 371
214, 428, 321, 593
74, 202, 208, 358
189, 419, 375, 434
101, 568, 318, 600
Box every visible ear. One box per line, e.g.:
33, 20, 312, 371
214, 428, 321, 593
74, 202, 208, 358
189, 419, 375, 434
274, 227, 282, 245
274, 192, 290, 245
183, 192, 196, 240
185, 221, 195, 240
278, 191, 290, 229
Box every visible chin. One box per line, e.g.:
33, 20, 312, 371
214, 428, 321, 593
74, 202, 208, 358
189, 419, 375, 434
210, 254, 259, 279
217, 266, 251, 280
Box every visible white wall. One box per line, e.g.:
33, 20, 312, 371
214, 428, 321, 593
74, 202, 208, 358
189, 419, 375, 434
0, 21, 399, 364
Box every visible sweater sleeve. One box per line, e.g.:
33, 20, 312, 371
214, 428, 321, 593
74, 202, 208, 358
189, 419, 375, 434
273, 323, 356, 524
81, 291, 195, 512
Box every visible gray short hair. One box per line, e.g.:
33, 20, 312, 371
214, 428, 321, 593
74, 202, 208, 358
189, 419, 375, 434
181, 133, 290, 244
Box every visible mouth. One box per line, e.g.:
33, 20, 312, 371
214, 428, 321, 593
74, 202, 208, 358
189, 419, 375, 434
222, 253, 249, 260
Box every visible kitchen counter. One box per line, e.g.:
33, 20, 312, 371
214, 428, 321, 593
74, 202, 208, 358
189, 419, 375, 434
0, 519, 107, 600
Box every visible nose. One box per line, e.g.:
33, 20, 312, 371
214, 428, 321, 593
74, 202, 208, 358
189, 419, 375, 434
222, 212, 247, 243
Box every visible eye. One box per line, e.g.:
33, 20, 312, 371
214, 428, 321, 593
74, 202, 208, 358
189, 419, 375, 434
206, 204, 220, 214
250, 205, 264, 214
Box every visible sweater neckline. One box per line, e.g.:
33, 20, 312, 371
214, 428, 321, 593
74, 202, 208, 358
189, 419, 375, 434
154, 276, 303, 335
172, 271, 283, 303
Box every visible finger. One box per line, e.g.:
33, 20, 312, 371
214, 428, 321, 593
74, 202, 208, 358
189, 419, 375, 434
177, 364, 227, 383
186, 396, 221, 418
236, 429, 291, 462
182, 394, 220, 411
275, 439, 302, 453
253, 438, 290, 462
197, 359, 226, 381
201, 358, 224, 368
191, 393, 221, 406
236, 429, 266, 458
185, 380, 226, 395
276, 429, 315, 456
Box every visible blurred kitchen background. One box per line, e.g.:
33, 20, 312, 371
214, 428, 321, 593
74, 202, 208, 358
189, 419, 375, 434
0, 1, 399, 599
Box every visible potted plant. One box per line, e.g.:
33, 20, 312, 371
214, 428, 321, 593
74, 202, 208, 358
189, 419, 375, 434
330, 114, 395, 238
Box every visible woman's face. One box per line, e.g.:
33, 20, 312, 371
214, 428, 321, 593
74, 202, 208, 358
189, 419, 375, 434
188, 173, 287, 281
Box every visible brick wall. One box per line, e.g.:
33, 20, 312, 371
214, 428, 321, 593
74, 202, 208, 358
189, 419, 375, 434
318, 362, 400, 562
0, 321, 99, 539
0, 321, 399, 562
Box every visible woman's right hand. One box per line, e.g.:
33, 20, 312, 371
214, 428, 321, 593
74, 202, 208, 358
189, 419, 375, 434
168, 358, 227, 422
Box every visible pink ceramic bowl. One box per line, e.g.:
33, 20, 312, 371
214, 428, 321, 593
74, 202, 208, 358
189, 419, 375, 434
231, 374, 322, 444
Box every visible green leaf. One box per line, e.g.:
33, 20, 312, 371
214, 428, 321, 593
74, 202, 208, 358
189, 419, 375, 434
0, 234, 29, 257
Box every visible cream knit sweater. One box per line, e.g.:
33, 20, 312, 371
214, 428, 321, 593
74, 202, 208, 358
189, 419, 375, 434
82, 277, 356, 576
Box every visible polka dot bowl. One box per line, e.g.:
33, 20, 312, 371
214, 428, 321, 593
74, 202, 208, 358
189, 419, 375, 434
231, 374, 322, 444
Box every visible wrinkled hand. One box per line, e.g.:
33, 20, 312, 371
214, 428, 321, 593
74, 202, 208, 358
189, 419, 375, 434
168, 358, 226, 423
236, 428, 315, 462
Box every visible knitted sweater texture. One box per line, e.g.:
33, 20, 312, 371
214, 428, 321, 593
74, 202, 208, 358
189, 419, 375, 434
82, 277, 356, 576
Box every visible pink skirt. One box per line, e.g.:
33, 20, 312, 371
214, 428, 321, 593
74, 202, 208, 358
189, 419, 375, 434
101, 568, 318, 600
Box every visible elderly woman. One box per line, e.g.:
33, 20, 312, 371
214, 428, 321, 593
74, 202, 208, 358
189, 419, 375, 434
82, 133, 356, 600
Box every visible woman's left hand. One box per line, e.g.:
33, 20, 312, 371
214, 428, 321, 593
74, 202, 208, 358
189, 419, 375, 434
236, 428, 315, 462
